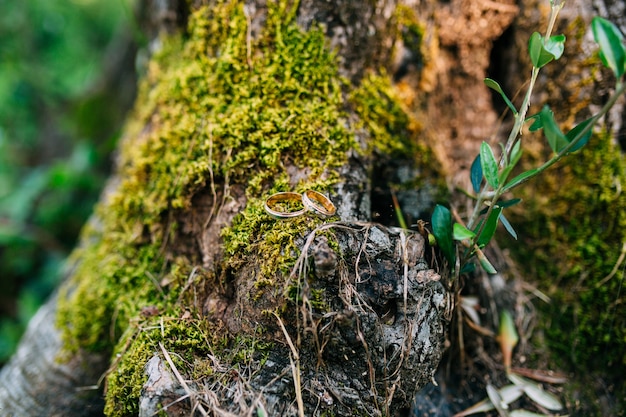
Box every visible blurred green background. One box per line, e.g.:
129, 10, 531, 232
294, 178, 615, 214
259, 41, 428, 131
0, 0, 138, 364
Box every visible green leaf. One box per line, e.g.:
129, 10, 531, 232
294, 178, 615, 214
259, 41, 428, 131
510, 139, 522, 166
500, 214, 518, 240
538, 105, 568, 153
498, 141, 523, 185
527, 113, 543, 131
452, 385, 523, 417
498, 198, 522, 209
432, 205, 455, 264
477, 249, 497, 274
498, 385, 526, 405
544, 34, 566, 60
592, 16, 626, 79
529, 32, 543, 67
504, 168, 539, 191
483, 77, 502, 92
523, 384, 564, 411
565, 116, 594, 152
453, 223, 476, 240
508, 374, 564, 411
470, 154, 483, 193
484, 78, 518, 115
486, 384, 508, 417
480, 141, 499, 188
498, 164, 515, 186
528, 32, 565, 68
476, 206, 502, 247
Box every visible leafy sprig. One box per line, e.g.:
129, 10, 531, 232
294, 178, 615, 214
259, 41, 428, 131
432, 6, 626, 277
428, 5, 626, 415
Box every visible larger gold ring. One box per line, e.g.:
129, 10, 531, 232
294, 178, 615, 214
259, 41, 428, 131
264, 192, 306, 219
302, 190, 336, 218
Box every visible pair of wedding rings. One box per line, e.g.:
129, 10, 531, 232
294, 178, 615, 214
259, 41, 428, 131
264, 190, 337, 219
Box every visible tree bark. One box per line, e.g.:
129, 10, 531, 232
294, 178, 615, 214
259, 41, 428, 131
0, 295, 106, 417
1, 0, 625, 416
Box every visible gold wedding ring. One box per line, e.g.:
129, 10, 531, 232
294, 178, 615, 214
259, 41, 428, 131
263, 190, 337, 219
263, 192, 307, 219
302, 190, 337, 218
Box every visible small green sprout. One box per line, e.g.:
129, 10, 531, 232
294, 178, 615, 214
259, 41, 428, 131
497, 310, 519, 373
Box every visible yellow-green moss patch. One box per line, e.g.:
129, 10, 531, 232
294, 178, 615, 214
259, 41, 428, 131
103, 315, 270, 417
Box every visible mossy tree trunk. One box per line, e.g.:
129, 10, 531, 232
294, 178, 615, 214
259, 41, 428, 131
1, 0, 625, 416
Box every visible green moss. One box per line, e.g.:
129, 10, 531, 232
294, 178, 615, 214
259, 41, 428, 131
104, 315, 273, 416
507, 130, 626, 410
104, 315, 224, 417
349, 71, 420, 157
393, 4, 426, 71
57, 226, 173, 353
56, 0, 426, 415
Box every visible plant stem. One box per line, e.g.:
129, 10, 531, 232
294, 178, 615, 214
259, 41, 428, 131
467, 1, 565, 232
503, 1, 564, 161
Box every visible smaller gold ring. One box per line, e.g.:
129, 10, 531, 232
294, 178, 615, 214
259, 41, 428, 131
302, 190, 336, 218
264, 192, 306, 219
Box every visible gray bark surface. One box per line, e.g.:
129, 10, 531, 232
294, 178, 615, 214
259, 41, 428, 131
0, 296, 107, 417
139, 223, 449, 416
